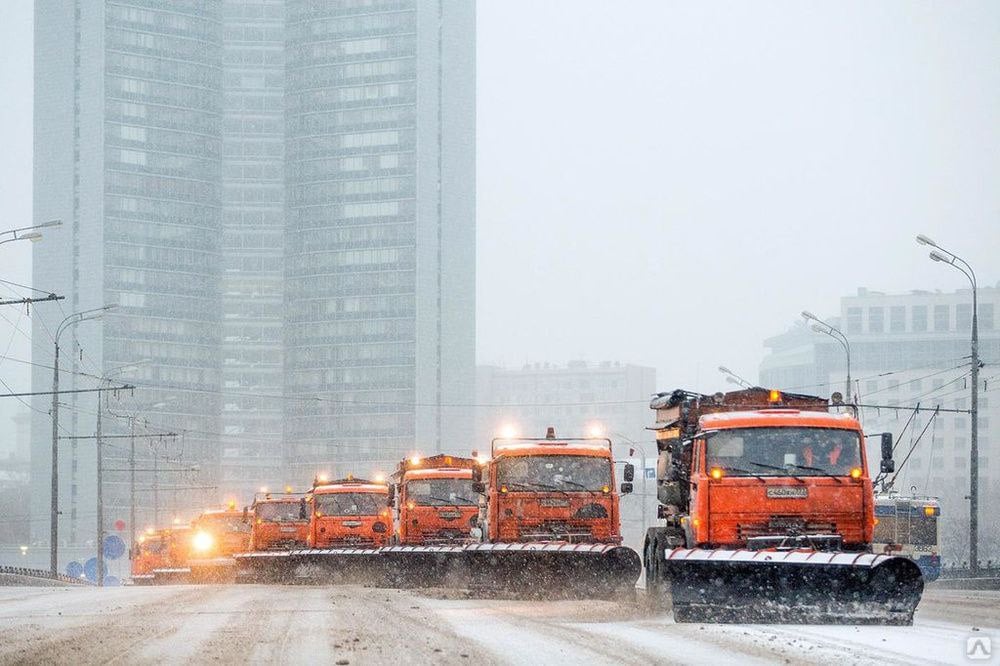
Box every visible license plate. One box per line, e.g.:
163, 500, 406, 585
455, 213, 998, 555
766, 486, 808, 499
438, 512, 461, 519
342, 521, 362, 528
280, 527, 297, 533
539, 499, 569, 507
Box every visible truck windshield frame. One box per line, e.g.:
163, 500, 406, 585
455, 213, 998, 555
256, 502, 306, 523
313, 492, 385, 517
705, 426, 862, 478
405, 478, 477, 506
198, 515, 250, 533
496, 454, 611, 491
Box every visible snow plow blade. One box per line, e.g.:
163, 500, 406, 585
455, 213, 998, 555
235, 548, 382, 584
464, 543, 641, 599
663, 548, 924, 625
144, 567, 193, 584
188, 558, 237, 584
380, 545, 470, 588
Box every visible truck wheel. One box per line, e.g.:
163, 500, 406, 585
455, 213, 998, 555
644, 537, 668, 612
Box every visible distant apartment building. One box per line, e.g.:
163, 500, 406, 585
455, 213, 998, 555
760, 285, 1000, 562
31, 0, 474, 555
475, 361, 657, 453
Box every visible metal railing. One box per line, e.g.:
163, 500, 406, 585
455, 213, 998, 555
0, 565, 92, 585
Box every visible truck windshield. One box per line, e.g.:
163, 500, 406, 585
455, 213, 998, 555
140, 539, 166, 554
406, 478, 476, 506
198, 515, 249, 533
313, 492, 385, 516
706, 427, 862, 477
497, 455, 610, 491
256, 502, 304, 523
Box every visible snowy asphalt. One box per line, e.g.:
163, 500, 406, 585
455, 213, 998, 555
0, 585, 995, 665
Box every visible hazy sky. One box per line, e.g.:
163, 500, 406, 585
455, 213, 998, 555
0, 1, 998, 420
476, 1, 1000, 391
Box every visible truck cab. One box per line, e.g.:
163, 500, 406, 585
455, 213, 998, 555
474, 428, 632, 544
189, 505, 251, 564
685, 409, 873, 550
390, 455, 478, 545
246, 493, 309, 551
648, 388, 895, 553
308, 477, 391, 548
132, 528, 171, 580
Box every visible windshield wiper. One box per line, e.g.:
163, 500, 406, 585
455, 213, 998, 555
785, 463, 845, 483
556, 479, 604, 494
746, 461, 805, 483
506, 481, 572, 497
713, 465, 766, 482
424, 495, 476, 506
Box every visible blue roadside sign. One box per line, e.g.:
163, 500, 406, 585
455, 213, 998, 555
83, 557, 106, 583
103, 534, 127, 561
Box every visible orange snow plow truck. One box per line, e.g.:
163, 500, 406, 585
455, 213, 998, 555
236, 476, 390, 583
246, 492, 309, 552
187, 504, 251, 582
643, 388, 924, 624
464, 428, 642, 598
130, 526, 190, 584
381, 454, 479, 587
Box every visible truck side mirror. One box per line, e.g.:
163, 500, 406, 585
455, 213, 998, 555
299, 498, 307, 520
472, 481, 486, 494
242, 507, 249, 523
623, 463, 635, 482
620, 482, 634, 495
387, 485, 396, 508
880, 432, 895, 473
471, 465, 482, 482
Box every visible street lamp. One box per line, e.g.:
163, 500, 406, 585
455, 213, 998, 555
802, 311, 852, 403
718, 366, 753, 389
916, 233, 980, 571
50, 305, 115, 576
0, 219, 61, 246
0, 231, 44, 246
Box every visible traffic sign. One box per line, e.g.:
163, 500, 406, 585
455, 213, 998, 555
103, 534, 126, 560
83, 557, 106, 583
66, 561, 83, 579
114, 519, 126, 531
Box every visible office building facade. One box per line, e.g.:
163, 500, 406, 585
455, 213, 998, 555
760, 286, 1000, 562
31, 0, 474, 555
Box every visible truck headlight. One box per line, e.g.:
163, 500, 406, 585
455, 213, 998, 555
192, 531, 214, 553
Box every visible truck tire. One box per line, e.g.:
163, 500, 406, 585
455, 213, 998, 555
643, 531, 668, 612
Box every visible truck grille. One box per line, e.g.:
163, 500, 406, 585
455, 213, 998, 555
737, 519, 837, 539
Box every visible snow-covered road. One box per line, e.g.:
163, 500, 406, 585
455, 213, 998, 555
0, 585, 994, 665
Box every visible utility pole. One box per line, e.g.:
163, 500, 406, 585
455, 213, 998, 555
50, 306, 115, 576
129, 417, 136, 559
916, 234, 980, 571
96, 403, 104, 587
49, 342, 60, 575
153, 444, 159, 527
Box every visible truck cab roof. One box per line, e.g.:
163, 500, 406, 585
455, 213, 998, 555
700, 410, 860, 431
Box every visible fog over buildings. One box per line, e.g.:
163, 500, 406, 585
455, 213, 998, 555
761, 285, 1000, 560
27, 0, 474, 551
0, 2, 997, 559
